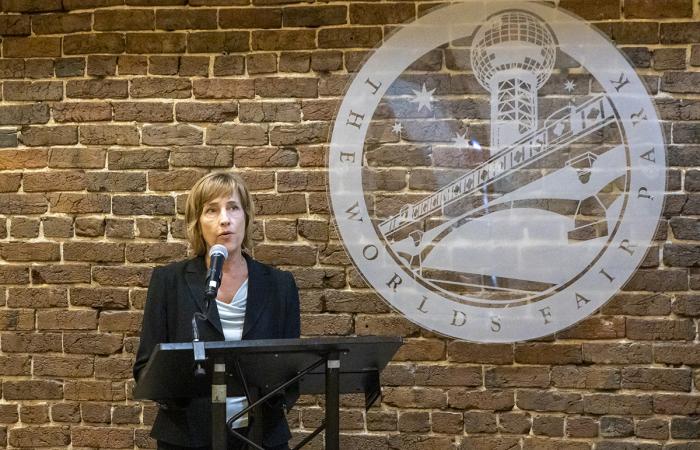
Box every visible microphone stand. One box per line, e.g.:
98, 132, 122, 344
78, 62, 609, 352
192, 278, 218, 378
192, 245, 227, 378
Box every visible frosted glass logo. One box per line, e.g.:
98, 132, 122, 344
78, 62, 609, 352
328, 1, 666, 342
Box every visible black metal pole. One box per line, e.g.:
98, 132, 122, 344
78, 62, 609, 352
212, 358, 227, 450
325, 351, 340, 450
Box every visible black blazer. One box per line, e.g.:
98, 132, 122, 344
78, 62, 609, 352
133, 253, 301, 448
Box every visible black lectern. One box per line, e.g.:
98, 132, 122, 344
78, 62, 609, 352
133, 336, 402, 450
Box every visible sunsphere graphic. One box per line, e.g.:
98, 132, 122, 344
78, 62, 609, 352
471, 11, 557, 149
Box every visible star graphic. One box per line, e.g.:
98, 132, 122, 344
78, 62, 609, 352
391, 121, 403, 135
564, 79, 576, 93
452, 131, 470, 147
410, 83, 436, 112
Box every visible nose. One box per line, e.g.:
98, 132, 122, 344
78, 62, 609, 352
218, 207, 230, 225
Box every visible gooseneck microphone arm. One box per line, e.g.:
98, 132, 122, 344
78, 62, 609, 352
193, 245, 229, 378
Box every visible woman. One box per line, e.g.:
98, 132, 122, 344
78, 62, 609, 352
134, 171, 301, 450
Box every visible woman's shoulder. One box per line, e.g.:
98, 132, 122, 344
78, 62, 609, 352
248, 256, 294, 283
152, 256, 204, 279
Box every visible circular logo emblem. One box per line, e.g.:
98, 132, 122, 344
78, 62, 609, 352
328, 1, 666, 342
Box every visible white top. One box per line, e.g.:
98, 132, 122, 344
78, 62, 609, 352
216, 279, 248, 429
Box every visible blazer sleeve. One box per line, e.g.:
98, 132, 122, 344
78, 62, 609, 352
283, 271, 301, 339
133, 267, 168, 382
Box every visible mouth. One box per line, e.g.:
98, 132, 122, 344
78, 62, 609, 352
218, 231, 233, 237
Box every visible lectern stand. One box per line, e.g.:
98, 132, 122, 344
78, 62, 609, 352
133, 336, 402, 450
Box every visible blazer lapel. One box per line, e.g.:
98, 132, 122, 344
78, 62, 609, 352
184, 256, 223, 337
242, 253, 270, 339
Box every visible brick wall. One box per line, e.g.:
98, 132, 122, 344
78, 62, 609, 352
0, 0, 697, 448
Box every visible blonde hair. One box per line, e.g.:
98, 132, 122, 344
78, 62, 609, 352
185, 171, 255, 256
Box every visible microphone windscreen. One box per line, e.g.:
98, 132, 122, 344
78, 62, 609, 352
209, 244, 228, 259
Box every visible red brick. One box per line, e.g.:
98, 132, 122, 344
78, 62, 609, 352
0, 242, 59, 262
64, 332, 123, 355
551, 366, 620, 390
32, 12, 92, 34
584, 394, 653, 415
560, 0, 620, 19
661, 22, 700, 44
255, 77, 317, 98
8, 287, 67, 308
94, 9, 155, 31
21, 126, 78, 147
181, 55, 210, 74
37, 310, 97, 330
270, 123, 328, 145
414, 364, 481, 387
210, 56, 243, 78
383, 386, 446, 408
64, 381, 125, 401
75, 217, 105, 237
48, 193, 110, 213
113, 195, 175, 215
4, 81, 62, 101
393, 338, 445, 361
350, 3, 414, 25
283, 5, 346, 27
126, 33, 186, 53
2, 332, 62, 353
252, 30, 316, 51
157, 8, 216, 30
319, 27, 383, 49
51, 403, 80, 423
83, 54, 116, 77
193, 79, 255, 99
113, 102, 173, 122
517, 390, 583, 413
621, 367, 692, 391
71, 288, 129, 309
49, 147, 106, 169
0, 173, 21, 192
108, 148, 169, 170
0, 15, 30, 35
63, 242, 125, 263
24, 171, 86, 192
219, 7, 281, 28
64, 33, 125, 54
66, 79, 128, 99
300, 313, 352, 336
3, 380, 63, 400
0, 194, 47, 214
188, 31, 249, 53
582, 342, 652, 364
53, 102, 112, 123
125, 242, 187, 263
130, 77, 192, 98
3, 37, 61, 57
176, 102, 238, 123
8, 426, 69, 447
95, 357, 134, 380
485, 367, 550, 388
32, 264, 90, 284
0, 355, 30, 375
626, 318, 695, 340
142, 124, 202, 146
99, 311, 143, 333
33, 355, 94, 377
355, 315, 420, 337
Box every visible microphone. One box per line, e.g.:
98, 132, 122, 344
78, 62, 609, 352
205, 244, 228, 299
193, 244, 228, 378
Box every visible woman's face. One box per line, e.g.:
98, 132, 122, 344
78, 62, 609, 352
199, 189, 246, 256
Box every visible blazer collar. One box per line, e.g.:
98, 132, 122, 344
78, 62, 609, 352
184, 252, 270, 339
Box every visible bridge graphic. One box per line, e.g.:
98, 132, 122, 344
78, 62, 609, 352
373, 10, 629, 300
